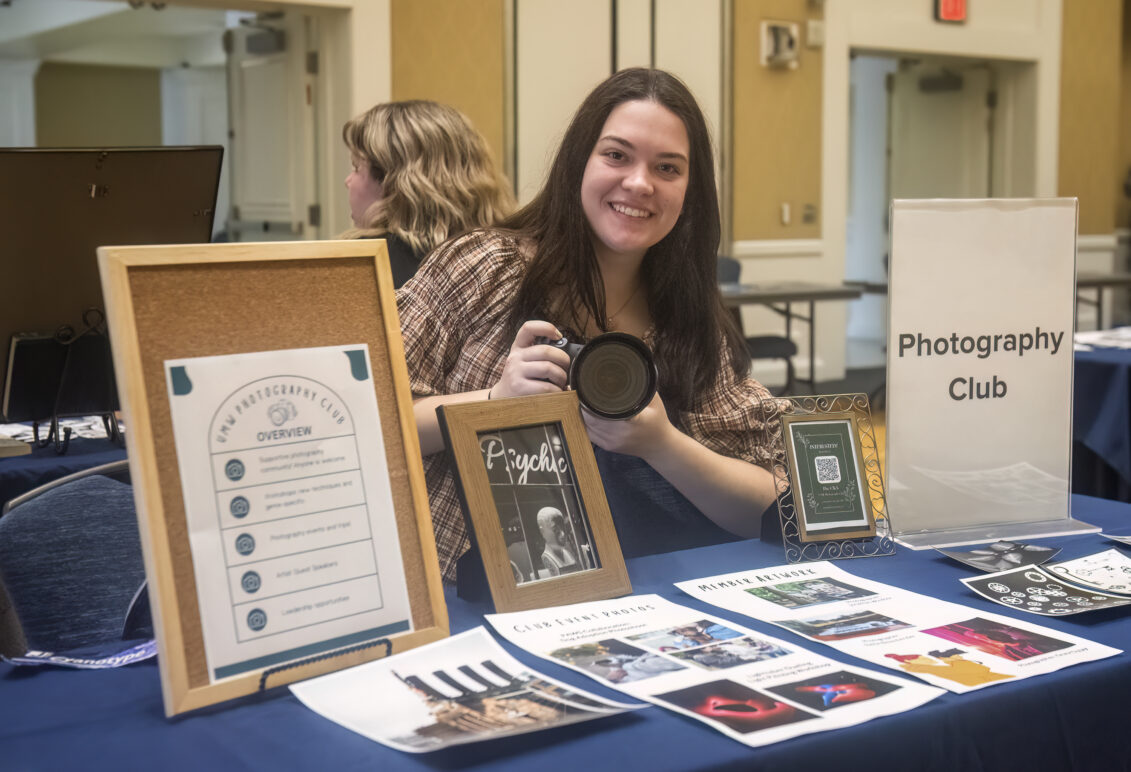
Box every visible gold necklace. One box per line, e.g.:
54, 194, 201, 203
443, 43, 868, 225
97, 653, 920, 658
606, 282, 642, 330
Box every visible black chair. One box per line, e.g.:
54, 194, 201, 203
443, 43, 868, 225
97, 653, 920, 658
0, 465, 145, 657
717, 256, 799, 395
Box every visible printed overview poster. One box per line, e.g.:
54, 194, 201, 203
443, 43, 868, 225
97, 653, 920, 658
291, 628, 641, 753
486, 595, 942, 748
165, 345, 412, 681
676, 563, 1120, 693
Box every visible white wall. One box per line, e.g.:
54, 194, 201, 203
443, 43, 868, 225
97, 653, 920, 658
162, 66, 230, 239
0, 60, 39, 147
515, 0, 612, 203
514, 0, 723, 204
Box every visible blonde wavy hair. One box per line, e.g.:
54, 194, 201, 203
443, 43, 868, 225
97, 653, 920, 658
340, 100, 515, 253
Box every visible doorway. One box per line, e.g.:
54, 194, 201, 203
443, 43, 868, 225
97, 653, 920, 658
845, 52, 1025, 367
0, 0, 328, 241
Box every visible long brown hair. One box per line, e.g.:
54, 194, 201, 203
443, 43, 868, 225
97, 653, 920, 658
502, 68, 749, 413
341, 100, 514, 252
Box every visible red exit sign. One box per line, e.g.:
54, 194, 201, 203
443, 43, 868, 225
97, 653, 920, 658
935, 0, 967, 23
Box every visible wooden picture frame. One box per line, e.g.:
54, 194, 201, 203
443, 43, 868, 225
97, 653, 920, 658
97, 240, 447, 716
772, 394, 894, 562
437, 392, 631, 613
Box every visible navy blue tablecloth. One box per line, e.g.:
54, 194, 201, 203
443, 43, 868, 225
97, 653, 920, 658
3, 495, 1130, 771
1074, 348, 1131, 500
0, 437, 127, 510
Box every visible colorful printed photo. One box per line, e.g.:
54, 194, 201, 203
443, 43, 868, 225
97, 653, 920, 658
627, 619, 744, 651
746, 578, 877, 609
549, 638, 685, 684
777, 610, 911, 641
655, 680, 817, 734
921, 617, 1072, 661
882, 648, 1013, 687
766, 669, 898, 712
667, 637, 791, 670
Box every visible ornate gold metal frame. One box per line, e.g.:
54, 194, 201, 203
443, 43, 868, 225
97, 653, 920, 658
772, 393, 895, 562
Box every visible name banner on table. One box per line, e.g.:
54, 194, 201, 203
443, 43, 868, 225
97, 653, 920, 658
886, 199, 1094, 546
487, 595, 942, 748
676, 562, 1120, 694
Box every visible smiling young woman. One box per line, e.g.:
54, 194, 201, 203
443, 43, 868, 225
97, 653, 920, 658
397, 69, 784, 583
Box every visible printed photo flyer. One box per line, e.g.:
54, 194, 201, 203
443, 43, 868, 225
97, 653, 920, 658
675, 562, 1120, 693
486, 594, 942, 748
290, 627, 641, 752
165, 345, 413, 681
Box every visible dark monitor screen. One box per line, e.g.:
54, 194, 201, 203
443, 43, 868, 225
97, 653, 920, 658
0, 146, 223, 421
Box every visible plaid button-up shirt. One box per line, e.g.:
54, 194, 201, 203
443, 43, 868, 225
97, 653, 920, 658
397, 230, 784, 582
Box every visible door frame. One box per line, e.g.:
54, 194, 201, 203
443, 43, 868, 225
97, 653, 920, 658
169, 0, 390, 235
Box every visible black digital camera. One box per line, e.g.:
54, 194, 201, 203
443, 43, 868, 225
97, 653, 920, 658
535, 332, 658, 420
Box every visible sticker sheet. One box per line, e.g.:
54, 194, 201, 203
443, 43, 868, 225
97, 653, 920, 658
961, 565, 1131, 615
1045, 549, 1131, 595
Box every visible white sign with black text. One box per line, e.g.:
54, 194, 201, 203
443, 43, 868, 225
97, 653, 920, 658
886, 199, 1095, 546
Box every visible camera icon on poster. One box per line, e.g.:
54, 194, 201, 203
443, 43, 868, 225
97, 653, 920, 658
235, 533, 255, 556
224, 459, 245, 482
230, 496, 250, 519
241, 571, 261, 593
267, 399, 297, 426
246, 609, 267, 632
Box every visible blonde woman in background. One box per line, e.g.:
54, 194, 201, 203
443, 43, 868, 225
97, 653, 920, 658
341, 100, 515, 287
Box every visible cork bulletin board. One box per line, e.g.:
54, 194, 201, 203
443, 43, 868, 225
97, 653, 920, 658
97, 240, 447, 716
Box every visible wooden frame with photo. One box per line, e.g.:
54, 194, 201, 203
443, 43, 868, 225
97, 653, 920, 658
773, 394, 894, 562
97, 239, 448, 716
438, 391, 631, 613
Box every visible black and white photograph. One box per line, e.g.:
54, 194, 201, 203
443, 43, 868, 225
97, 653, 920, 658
745, 578, 878, 609
479, 424, 600, 585
667, 637, 791, 670
549, 638, 686, 684
290, 628, 641, 753
937, 540, 1060, 573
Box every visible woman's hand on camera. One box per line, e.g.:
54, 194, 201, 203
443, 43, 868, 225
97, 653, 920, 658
490, 320, 572, 399
581, 392, 676, 460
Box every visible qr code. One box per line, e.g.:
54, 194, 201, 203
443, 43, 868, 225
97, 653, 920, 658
814, 456, 841, 484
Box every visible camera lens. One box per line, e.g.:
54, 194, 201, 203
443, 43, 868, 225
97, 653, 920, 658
572, 333, 657, 420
